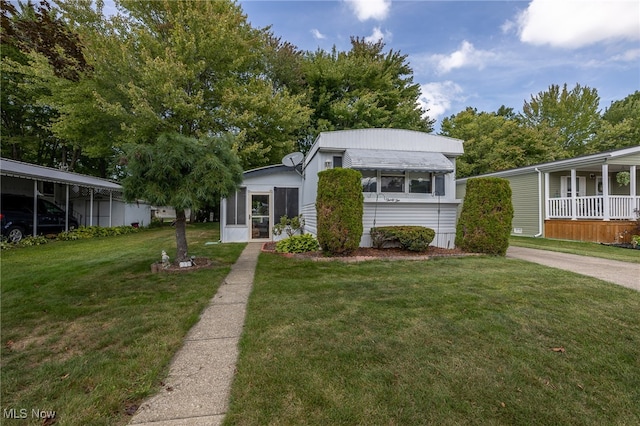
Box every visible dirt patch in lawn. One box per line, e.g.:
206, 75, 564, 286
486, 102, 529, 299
151, 257, 218, 273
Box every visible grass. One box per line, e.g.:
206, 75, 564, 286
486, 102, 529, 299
510, 236, 640, 264
226, 253, 640, 425
1, 223, 245, 425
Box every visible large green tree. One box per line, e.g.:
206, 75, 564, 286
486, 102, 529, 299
299, 38, 434, 151
55, 0, 310, 170
0, 0, 95, 170
590, 91, 640, 152
122, 133, 242, 261
44, 0, 309, 259
519, 83, 601, 157
440, 107, 560, 178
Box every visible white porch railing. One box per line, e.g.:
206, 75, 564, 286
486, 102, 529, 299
547, 196, 640, 220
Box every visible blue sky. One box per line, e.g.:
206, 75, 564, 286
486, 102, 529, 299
238, 0, 640, 128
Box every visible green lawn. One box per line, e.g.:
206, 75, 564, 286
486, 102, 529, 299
1, 223, 245, 425
226, 253, 640, 425
3, 229, 639, 425
510, 236, 640, 263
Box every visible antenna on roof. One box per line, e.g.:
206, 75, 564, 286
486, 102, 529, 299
281, 152, 304, 176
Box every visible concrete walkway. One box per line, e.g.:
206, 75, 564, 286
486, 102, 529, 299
507, 246, 639, 291
129, 243, 262, 426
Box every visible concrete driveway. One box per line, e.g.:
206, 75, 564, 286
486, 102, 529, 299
506, 246, 639, 291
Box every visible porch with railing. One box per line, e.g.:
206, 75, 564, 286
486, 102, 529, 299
547, 196, 640, 220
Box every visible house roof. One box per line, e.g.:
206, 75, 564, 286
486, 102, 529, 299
456, 145, 640, 183
243, 164, 301, 178
0, 157, 122, 191
344, 149, 455, 173
305, 129, 464, 167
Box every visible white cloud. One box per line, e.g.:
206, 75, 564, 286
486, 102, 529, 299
418, 81, 464, 119
515, 0, 640, 49
430, 41, 496, 75
344, 0, 391, 21
311, 29, 326, 40
364, 27, 392, 43
611, 48, 640, 62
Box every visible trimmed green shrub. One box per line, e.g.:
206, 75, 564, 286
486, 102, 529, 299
16, 235, 50, 247
316, 168, 364, 255
275, 234, 320, 254
273, 215, 304, 237
57, 225, 140, 241
370, 226, 435, 252
455, 177, 513, 256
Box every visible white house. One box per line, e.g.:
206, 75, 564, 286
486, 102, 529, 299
221, 129, 464, 248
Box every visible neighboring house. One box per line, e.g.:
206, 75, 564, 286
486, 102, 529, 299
456, 146, 640, 243
0, 158, 151, 231
151, 206, 192, 222
221, 128, 464, 248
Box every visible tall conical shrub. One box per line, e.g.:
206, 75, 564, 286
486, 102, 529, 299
316, 168, 364, 255
456, 177, 514, 256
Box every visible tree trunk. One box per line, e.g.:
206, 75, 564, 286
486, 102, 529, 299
175, 208, 189, 262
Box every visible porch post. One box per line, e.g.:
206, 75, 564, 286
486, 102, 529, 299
65, 184, 70, 232
544, 172, 550, 220
32, 180, 38, 237
89, 188, 94, 226
109, 191, 113, 228
570, 168, 577, 220
630, 165, 637, 219
602, 163, 610, 221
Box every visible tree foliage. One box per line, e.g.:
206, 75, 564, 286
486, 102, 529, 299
441, 108, 561, 178
299, 38, 434, 151
519, 83, 601, 157
121, 132, 242, 260
0, 0, 93, 169
590, 91, 640, 152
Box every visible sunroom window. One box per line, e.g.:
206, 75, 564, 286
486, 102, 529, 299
226, 187, 247, 225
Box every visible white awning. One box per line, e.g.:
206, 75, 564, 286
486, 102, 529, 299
0, 157, 122, 190
343, 149, 454, 173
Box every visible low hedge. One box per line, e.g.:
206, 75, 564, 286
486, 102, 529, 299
370, 226, 435, 252
1, 226, 140, 250
275, 234, 319, 254
57, 225, 140, 241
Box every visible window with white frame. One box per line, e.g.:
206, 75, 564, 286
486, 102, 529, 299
408, 172, 431, 193
561, 176, 586, 197
361, 170, 377, 192
359, 170, 445, 196
381, 172, 405, 193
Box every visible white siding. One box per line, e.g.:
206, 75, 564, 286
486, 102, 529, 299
306, 129, 464, 159
301, 203, 317, 237
362, 202, 458, 248
304, 202, 457, 249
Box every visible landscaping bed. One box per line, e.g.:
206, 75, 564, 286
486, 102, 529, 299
262, 241, 467, 260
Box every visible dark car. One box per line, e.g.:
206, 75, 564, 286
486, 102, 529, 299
1, 194, 79, 242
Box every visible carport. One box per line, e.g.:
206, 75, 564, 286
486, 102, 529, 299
1, 158, 123, 236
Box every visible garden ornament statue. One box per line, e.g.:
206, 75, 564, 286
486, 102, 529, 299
161, 250, 170, 268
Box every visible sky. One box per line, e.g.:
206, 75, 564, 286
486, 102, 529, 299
238, 0, 640, 128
